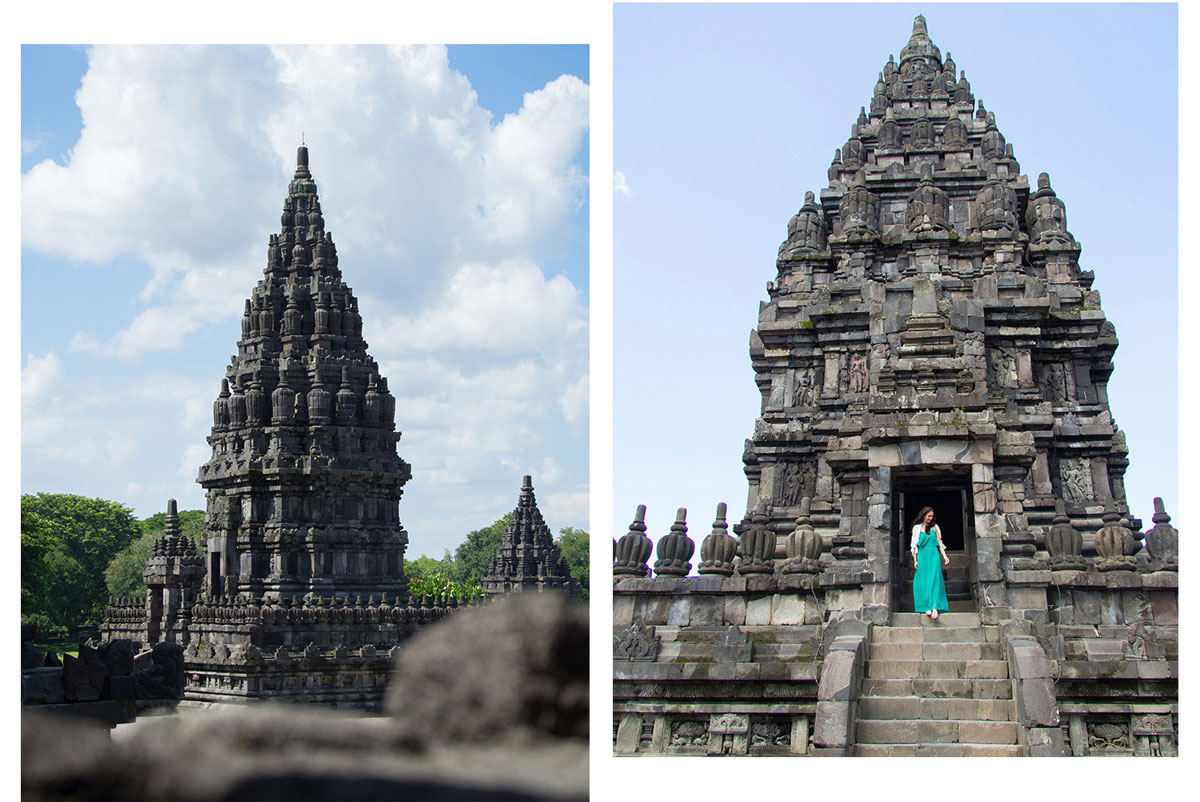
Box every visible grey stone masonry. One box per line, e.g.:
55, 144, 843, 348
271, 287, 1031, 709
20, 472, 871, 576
482, 476, 578, 595
98, 148, 477, 709
198, 146, 412, 606
614, 14, 1177, 757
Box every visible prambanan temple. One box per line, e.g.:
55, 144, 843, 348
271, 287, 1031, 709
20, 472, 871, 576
613, 17, 1178, 757
95, 147, 576, 709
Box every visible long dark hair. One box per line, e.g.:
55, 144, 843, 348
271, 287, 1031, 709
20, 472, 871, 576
911, 506, 936, 532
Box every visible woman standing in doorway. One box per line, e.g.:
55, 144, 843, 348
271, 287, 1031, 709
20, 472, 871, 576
911, 506, 949, 619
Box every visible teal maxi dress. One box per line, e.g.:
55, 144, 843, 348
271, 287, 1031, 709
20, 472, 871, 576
912, 527, 949, 613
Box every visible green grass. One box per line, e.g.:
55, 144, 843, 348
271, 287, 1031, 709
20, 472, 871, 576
33, 641, 79, 659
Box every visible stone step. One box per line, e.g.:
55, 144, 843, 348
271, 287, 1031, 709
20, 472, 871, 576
869, 642, 1005, 661
855, 719, 1018, 745
890, 612, 980, 627
873, 626, 998, 644
866, 659, 1009, 680
860, 678, 1013, 700
852, 743, 1024, 757
858, 696, 1015, 722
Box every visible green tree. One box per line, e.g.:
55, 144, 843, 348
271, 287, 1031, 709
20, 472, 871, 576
105, 509, 206, 599
21, 494, 141, 638
451, 513, 511, 585
556, 527, 589, 600
406, 551, 481, 600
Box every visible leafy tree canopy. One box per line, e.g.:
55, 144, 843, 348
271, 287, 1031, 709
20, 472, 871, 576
21, 493, 141, 638
556, 527, 589, 601
451, 513, 511, 585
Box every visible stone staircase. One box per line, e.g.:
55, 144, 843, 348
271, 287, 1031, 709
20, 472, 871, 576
853, 612, 1022, 756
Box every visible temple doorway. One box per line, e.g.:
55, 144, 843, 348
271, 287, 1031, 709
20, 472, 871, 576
889, 468, 975, 613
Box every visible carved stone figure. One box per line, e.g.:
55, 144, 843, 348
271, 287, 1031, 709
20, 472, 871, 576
848, 352, 868, 393
988, 346, 1017, 389
1058, 458, 1092, 504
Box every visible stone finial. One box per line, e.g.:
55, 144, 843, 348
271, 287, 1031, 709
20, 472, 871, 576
784, 497, 823, 574
165, 499, 181, 539
780, 190, 829, 260
906, 164, 950, 234
736, 501, 776, 574
900, 13, 941, 66
1095, 499, 1138, 571
653, 508, 695, 576
975, 173, 1020, 236
1045, 498, 1086, 569
213, 378, 231, 430
1143, 497, 1178, 570
857, 106, 868, 127
838, 172, 881, 239
613, 505, 654, 576
1027, 171, 1075, 245
699, 502, 738, 576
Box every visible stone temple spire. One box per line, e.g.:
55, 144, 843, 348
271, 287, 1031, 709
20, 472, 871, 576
198, 146, 412, 602
482, 475, 578, 596
751, 14, 1129, 608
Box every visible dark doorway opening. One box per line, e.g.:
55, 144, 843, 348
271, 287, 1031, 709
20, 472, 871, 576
889, 468, 975, 613
902, 489, 965, 550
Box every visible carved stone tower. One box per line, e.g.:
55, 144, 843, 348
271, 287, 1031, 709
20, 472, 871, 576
614, 16, 1176, 758
142, 499, 203, 645
198, 145, 412, 604
482, 476, 577, 595
747, 14, 1136, 619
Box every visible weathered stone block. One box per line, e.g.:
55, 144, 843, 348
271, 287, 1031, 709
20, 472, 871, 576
1149, 590, 1177, 626
642, 596, 672, 626
745, 595, 772, 626
1073, 590, 1101, 624
615, 714, 642, 754
812, 700, 852, 748
613, 595, 634, 627
772, 594, 807, 625
817, 648, 860, 702
687, 595, 721, 626
723, 595, 746, 625
667, 597, 691, 626
1025, 726, 1067, 756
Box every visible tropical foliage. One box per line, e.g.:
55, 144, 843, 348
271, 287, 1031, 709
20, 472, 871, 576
21, 493, 142, 638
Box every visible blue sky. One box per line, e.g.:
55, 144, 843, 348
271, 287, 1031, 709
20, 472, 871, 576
21, 44, 589, 559
614, 3, 1178, 539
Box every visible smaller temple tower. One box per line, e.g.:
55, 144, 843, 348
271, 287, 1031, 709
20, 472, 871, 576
483, 476, 578, 595
142, 499, 204, 645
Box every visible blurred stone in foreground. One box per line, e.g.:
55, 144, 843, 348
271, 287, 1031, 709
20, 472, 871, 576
23, 595, 588, 800
388, 591, 589, 742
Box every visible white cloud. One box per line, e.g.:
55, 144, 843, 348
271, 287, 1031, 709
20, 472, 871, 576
544, 490, 589, 525
21, 353, 61, 404
179, 444, 210, 478
22, 136, 45, 156
614, 170, 632, 196
375, 258, 586, 354
559, 373, 588, 427
21, 45, 589, 552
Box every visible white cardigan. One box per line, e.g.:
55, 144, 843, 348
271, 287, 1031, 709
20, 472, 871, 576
910, 524, 942, 555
